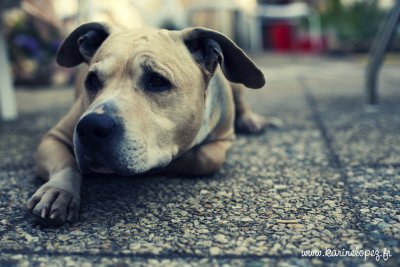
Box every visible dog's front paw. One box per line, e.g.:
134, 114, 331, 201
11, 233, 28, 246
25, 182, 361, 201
27, 184, 80, 225
235, 112, 281, 134
27, 169, 81, 225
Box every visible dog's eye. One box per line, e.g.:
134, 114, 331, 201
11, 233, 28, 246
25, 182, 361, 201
85, 71, 103, 92
145, 72, 172, 92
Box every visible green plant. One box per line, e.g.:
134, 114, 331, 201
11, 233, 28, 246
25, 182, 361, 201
321, 0, 384, 51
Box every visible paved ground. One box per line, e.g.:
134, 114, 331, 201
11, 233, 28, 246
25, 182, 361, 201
0, 54, 399, 266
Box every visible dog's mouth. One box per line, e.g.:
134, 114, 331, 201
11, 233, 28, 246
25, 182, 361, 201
79, 154, 114, 173
89, 160, 114, 174
74, 139, 173, 176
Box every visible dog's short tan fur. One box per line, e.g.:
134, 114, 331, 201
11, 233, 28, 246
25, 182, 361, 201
27, 23, 269, 225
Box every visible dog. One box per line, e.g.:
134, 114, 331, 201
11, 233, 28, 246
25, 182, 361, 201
27, 22, 269, 225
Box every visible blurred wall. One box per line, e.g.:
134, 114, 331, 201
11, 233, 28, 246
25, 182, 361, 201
181, 0, 257, 48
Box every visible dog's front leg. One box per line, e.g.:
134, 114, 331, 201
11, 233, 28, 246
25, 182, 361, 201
27, 99, 84, 225
27, 137, 81, 225
165, 140, 233, 176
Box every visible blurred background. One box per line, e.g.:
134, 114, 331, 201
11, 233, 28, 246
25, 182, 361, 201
0, 0, 399, 119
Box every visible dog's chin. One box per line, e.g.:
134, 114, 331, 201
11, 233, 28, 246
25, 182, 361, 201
76, 159, 109, 174
77, 156, 164, 176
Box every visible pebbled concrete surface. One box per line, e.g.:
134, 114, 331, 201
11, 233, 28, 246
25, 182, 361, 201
0, 55, 399, 266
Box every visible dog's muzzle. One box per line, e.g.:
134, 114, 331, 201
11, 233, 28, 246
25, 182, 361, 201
73, 107, 174, 176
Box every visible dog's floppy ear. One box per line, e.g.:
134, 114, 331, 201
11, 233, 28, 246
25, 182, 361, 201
57, 22, 110, 67
181, 27, 265, 89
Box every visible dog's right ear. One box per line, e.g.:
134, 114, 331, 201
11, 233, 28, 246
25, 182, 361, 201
57, 22, 110, 67
181, 27, 265, 89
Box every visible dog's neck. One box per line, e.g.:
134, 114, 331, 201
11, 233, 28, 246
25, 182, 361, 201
191, 82, 216, 147
190, 72, 231, 148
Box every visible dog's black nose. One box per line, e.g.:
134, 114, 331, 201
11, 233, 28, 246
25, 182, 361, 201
76, 113, 116, 147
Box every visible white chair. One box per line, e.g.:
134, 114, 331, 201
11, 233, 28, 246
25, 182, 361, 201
0, 17, 18, 121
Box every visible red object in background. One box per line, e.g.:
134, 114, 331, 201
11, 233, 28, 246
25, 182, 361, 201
262, 21, 326, 53
297, 36, 312, 51
270, 22, 294, 52
295, 35, 327, 53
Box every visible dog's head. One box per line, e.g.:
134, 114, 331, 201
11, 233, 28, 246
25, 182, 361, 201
57, 22, 265, 175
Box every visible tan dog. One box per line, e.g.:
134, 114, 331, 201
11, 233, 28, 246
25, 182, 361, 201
27, 22, 268, 225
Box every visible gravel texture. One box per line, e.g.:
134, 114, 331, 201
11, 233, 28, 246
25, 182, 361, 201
0, 55, 399, 266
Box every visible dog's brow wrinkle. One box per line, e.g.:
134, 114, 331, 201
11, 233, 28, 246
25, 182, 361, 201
90, 57, 118, 77
141, 35, 150, 41
139, 57, 175, 82
135, 34, 152, 46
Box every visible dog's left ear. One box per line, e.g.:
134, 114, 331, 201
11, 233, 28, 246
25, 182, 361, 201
181, 27, 265, 89
57, 22, 110, 67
